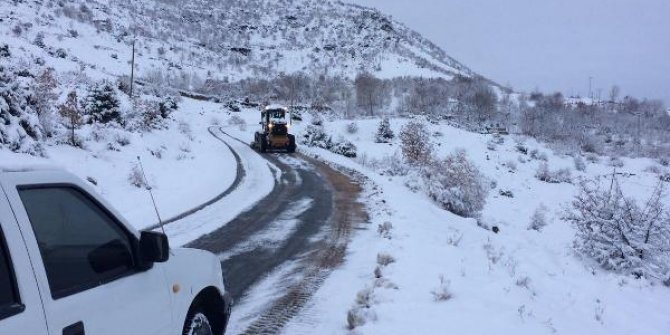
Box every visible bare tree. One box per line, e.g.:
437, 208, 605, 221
355, 73, 383, 116
400, 121, 432, 166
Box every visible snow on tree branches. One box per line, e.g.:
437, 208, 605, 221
374, 117, 394, 143
83, 81, 122, 125
565, 177, 670, 279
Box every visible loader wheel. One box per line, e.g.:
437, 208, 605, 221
259, 137, 267, 153
287, 135, 296, 153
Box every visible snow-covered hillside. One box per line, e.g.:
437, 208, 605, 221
2, 0, 475, 86
227, 111, 670, 335
2, 0, 669, 334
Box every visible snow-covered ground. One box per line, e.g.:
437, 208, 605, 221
0, 99, 263, 240
217, 111, 670, 335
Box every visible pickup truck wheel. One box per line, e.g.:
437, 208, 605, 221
183, 309, 214, 335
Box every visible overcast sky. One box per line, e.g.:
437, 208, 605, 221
355, 0, 670, 104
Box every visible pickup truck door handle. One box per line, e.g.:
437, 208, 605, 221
63, 321, 85, 335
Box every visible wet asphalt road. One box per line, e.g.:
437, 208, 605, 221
186, 133, 335, 301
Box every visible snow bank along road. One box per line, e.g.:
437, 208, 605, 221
177, 127, 367, 334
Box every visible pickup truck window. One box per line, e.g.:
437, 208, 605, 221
18, 187, 136, 299
0, 227, 22, 320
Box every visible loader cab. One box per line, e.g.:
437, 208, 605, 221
261, 107, 289, 135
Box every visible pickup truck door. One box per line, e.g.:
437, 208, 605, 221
0, 185, 49, 334
2, 172, 174, 335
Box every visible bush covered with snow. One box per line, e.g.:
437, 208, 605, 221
345, 121, 358, 134
301, 125, 357, 158
565, 179, 670, 279
535, 162, 572, 183
528, 204, 549, 231
134, 99, 166, 131
0, 65, 46, 155
422, 150, 488, 217
330, 139, 357, 158
227, 114, 246, 130
301, 124, 332, 148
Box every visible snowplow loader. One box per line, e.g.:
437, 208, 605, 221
253, 105, 297, 153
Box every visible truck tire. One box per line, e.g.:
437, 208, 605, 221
182, 307, 214, 335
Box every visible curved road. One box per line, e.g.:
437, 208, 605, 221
183, 127, 366, 334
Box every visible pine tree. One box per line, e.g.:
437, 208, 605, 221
83, 81, 121, 124
375, 117, 394, 143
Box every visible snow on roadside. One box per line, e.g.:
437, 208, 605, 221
276, 115, 670, 335
1, 99, 243, 235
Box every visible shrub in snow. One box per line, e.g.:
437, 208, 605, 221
516, 143, 529, 155
158, 96, 178, 119
530, 149, 548, 161
345, 122, 358, 134
128, 164, 149, 189
330, 139, 357, 158
535, 162, 572, 183
227, 115, 246, 131
574, 155, 587, 172
362, 153, 409, 176
644, 165, 664, 174
608, 156, 624, 168
431, 275, 452, 302
346, 308, 366, 330
660, 173, 670, 183
423, 150, 488, 218
115, 134, 131, 147
374, 117, 394, 143
301, 124, 331, 149
83, 81, 122, 124
54, 48, 67, 59
376, 253, 395, 267
377, 221, 393, 239
178, 120, 194, 141
33, 32, 46, 48
11, 25, 22, 37
310, 114, 324, 126
134, 99, 167, 131
302, 125, 357, 158
528, 204, 549, 231
503, 160, 517, 173
0, 66, 46, 155
659, 157, 669, 167
565, 179, 670, 278
0, 44, 10, 58
355, 287, 374, 308
374, 266, 383, 279
400, 121, 433, 166
585, 153, 600, 164
499, 189, 514, 198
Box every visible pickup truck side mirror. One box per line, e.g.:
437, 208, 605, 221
138, 231, 169, 270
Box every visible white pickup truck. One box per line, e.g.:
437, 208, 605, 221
0, 165, 232, 335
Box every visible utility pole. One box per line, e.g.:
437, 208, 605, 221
588, 76, 593, 101
129, 38, 136, 98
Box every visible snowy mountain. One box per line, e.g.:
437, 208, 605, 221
1, 0, 477, 86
